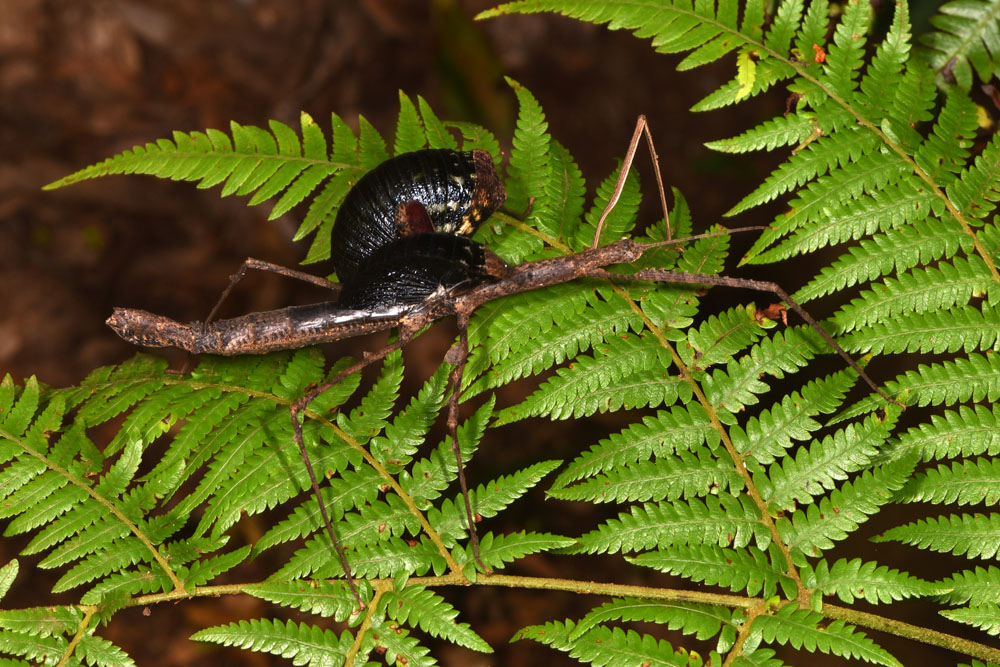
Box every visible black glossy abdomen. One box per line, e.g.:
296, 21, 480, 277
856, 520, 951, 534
336, 233, 508, 311
330, 149, 505, 283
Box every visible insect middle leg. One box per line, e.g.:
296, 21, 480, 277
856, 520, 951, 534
289, 331, 415, 607
442, 312, 486, 569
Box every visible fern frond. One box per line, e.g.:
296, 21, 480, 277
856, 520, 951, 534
253, 468, 382, 554
367, 363, 450, 471
429, 460, 562, 539
875, 513, 1000, 559
0, 561, 17, 603
940, 604, 1000, 637
514, 620, 701, 667
44, 114, 340, 221
841, 301, 1000, 356
800, 558, 937, 604
732, 122, 882, 215
245, 580, 360, 621
758, 413, 894, 512
370, 621, 435, 667
399, 397, 493, 509
743, 153, 913, 260
497, 77, 550, 258
308, 536, 438, 581
896, 456, 1000, 506
553, 404, 716, 488
728, 647, 788, 667
462, 531, 576, 572
570, 494, 767, 555
891, 403, 1000, 460
570, 597, 739, 643
191, 618, 353, 665
750, 605, 900, 666
0, 630, 70, 665
950, 131, 1000, 221
75, 635, 136, 667
937, 566, 1000, 606
702, 326, 820, 413
752, 180, 940, 268
466, 289, 643, 396
494, 332, 680, 423
919, 0, 1000, 89
779, 455, 916, 563
705, 111, 821, 154
631, 544, 797, 598
381, 585, 491, 653
549, 447, 741, 504
683, 304, 770, 370
914, 89, 979, 185
731, 370, 854, 465
0, 607, 80, 638
843, 352, 1000, 418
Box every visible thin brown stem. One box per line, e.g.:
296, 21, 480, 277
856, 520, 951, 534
289, 336, 412, 606
444, 314, 483, 570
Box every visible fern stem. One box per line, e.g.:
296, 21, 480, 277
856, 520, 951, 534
723, 600, 764, 667
603, 281, 806, 596
2, 427, 186, 595
822, 601, 1000, 665
344, 582, 388, 667
73, 575, 1000, 664
56, 606, 95, 667
411, 573, 759, 608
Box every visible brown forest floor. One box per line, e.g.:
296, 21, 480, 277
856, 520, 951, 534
0, 1, 970, 665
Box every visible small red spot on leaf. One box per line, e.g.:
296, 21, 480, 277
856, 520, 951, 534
812, 43, 826, 63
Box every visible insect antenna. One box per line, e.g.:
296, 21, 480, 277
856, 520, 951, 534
592, 115, 670, 249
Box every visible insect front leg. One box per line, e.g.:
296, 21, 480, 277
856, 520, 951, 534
203, 257, 342, 326
177, 258, 343, 372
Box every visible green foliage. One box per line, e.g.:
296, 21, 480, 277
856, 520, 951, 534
919, 0, 1000, 90
10, 0, 1000, 664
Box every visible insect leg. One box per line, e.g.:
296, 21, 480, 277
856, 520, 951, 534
592, 115, 671, 249
289, 332, 414, 607
591, 267, 901, 406
203, 257, 341, 326
177, 258, 343, 373
443, 312, 486, 571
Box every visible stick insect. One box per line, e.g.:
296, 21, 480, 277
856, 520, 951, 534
108, 116, 896, 606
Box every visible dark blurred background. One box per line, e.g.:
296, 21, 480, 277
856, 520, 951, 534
0, 1, 972, 665
1, 0, 771, 388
